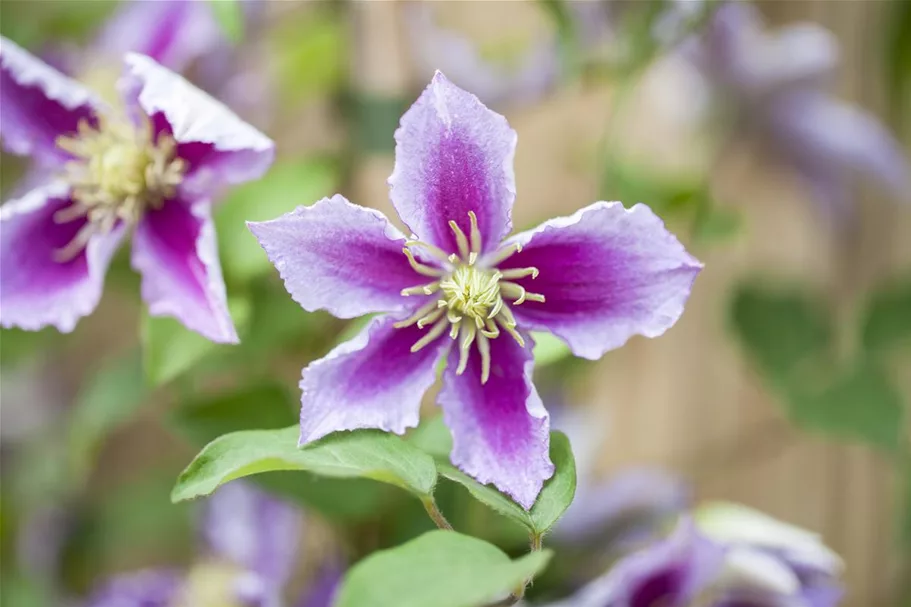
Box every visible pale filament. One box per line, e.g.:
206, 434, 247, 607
52, 114, 186, 262
397, 210, 545, 384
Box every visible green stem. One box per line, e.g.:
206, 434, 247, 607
421, 496, 453, 531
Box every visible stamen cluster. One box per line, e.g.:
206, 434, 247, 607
396, 211, 544, 383
53, 115, 186, 261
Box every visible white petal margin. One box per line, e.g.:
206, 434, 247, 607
122, 52, 274, 187
498, 201, 703, 360
695, 502, 844, 575
0, 36, 104, 160
0, 181, 125, 332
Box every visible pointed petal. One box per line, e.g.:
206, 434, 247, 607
389, 71, 516, 255
93, 0, 221, 73
132, 197, 236, 343
248, 195, 425, 319
299, 314, 448, 444
500, 201, 702, 360
0, 36, 102, 163
554, 520, 725, 607
202, 482, 301, 589
85, 569, 182, 607
437, 334, 553, 510
122, 53, 274, 198
1, 182, 124, 333
769, 93, 910, 200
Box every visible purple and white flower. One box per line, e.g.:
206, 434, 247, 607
249, 72, 701, 509
0, 37, 274, 341
688, 1, 910, 218
84, 482, 340, 607
543, 505, 842, 607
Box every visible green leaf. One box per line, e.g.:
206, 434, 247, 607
255, 472, 389, 522
789, 359, 905, 452
436, 431, 576, 536
216, 159, 338, 284
335, 530, 552, 607
861, 277, 911, 355
208, 0, 243, 43
729, 283, 832, 386
532, 331, 572, 367
172, 426, 438, 503
141, 296, 252, 386
67, 352, 148, 480
170, 382, 297, 447
408, 415, 453, 459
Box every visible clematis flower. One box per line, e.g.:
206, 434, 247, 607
541, 506, 842, 607
688, 1, 910, 218
545, 519, 726, 607
696, 502, 844, 607
84, 482, 340, 607
0, 38, 274, 341
249, 72, 701, 509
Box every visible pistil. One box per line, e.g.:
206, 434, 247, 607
397, 211, 545, 383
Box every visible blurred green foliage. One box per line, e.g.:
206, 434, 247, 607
730, 282, 907, 453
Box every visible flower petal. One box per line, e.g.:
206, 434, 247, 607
92, 0, 222, 73
299, 314, 448, 444
294, 561, 345, 607
554, 520, 725, 607
500, 201, 702, 360
85, 569, 182, 607
131, 196, 236, 343
437, 334, 553, 510
389, 71, 516, 255
1, 182, 124, 333
122, 52, 274, 198
769, 93, 910, 200
202, 482, 301, 589
0, 36, 102, 163
248, 195, 424, 319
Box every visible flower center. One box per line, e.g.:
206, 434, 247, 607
396, 211, 544, 383
171, 561, 248, 607
52, 114, 186, 261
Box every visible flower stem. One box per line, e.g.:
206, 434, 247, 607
421, 496, 453, 530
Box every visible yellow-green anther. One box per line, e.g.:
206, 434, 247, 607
403, 248, 446, 277
417, 307, 445, 329
405, 240, 452, 264
481, 318, 500, 339
485, 241, 522, 266
411, 317, 449, 352
498, 315, 525, 347
500, 282, 527, 304
397, 212, 542, 383
456, 322, 477, 375
448, 219, 471, 261
393, 299, 440, 328
477, 333, 491, 383
53, 114, 186, 262
468, 211, 482, 262
499, 267, 539, 280
400, 282, 440, 296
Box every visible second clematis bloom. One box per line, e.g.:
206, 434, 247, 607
250, 72, 701, 509
0, 37, 274, 342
